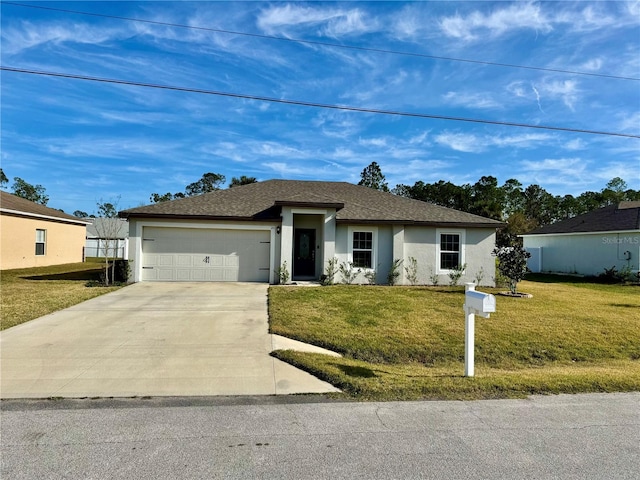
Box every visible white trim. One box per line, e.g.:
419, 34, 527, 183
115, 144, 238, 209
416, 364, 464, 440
0, 208, 90, 225
347, 226, 378, 270
291, 208, 328, 215
436, 228, 466, 274
521, 229, 640, 238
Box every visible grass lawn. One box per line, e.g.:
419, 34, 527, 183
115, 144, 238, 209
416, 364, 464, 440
269, 279, 640, 400
1, 261, 122, 330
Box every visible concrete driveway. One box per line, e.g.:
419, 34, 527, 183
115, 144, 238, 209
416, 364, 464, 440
0, 283, 339, 399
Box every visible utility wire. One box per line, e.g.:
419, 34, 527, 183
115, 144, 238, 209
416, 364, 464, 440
2, 66, 638, 139
4, 1, 639, 82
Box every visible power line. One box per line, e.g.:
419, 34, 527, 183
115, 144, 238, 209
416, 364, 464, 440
4, 1, 639, 82
2, 66, 638, 139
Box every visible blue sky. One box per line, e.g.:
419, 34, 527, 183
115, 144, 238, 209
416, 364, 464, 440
1, 1, 639, 214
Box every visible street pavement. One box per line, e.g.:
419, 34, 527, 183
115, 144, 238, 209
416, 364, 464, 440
2, 392, 638, 479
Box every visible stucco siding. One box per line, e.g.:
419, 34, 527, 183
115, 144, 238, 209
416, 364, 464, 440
405, 226, 496, 286
523, 231, 640, 276
0, 214, 86, 270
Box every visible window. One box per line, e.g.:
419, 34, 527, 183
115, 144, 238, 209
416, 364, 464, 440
35, 229, 46, 256
352, 231, 373, 268
349, 227, 378, 268
436, 229, 465, 273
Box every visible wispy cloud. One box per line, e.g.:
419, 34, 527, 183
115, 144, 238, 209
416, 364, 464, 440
257, 4, 377, 37
435, 131, 552, 153
442, 91, 501, 110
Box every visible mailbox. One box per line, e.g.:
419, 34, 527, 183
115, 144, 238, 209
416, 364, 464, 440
464, 290, 496, 318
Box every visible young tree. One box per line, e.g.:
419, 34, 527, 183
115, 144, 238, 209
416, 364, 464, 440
95, 198, 122, 286
12, 177, 49, 205
493, 245, 531, 295
229, 176, 257, 187
358, 162, 389, 192
0, 168, 8, 188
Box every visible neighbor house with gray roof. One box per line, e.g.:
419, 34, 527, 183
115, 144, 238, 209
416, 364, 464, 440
522, 201, 640, 276
0, 191, 88, 270
119, 180, 504, 285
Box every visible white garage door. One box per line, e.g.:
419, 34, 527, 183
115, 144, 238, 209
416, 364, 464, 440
141, 227, 271, 282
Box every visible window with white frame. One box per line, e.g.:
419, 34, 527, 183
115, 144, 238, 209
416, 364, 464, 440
349, 228, 376, 269
436, 229, 465, 272
35, 229, 46, 256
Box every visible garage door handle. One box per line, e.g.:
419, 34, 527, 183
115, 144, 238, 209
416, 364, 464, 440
142, 267, 153, 269
203, 256, 210, 264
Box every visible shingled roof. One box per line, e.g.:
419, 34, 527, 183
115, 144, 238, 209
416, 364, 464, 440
120, 180, 504, 228
525, 201, 640, 235
0, 191, 88, 225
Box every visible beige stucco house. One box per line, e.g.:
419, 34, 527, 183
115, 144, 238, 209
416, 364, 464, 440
120, 180, 504, 285
0, 191, 88, 270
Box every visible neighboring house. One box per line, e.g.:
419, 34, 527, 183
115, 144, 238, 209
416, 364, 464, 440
119, 180, 504, 285
84, 218, 129, 259
0, 191, 88, 270
522, 201, 640, 276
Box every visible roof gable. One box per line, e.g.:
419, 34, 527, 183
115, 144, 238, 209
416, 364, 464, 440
120, 180, 504, 227
526, 202, 640, 235
0, 191, 87, 225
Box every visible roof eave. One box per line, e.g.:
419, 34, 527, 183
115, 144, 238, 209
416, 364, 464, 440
336, 218, 505, 228
118, 212, 281, 222
274, 200, 344, 210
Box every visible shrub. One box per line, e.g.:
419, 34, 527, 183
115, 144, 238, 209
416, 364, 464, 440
364, 269, 377, 285
321, 257, 338, 286
275, 261, 290, 285
405, 257, 418, 285
448, 263, 466, 286
493, 246, 531, 294
387, 259, 403, 285
339, 261, 360, 285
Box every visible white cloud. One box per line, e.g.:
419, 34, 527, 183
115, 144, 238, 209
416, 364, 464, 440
442, 91, 501, 109
435, 132, 483, 153
257, 4, 377, 37
538, 79, 580, 110
438, 2, 552, 41
359, 137, 388, 147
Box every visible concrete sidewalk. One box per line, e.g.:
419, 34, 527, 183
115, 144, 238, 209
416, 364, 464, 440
0, 282, 340, 399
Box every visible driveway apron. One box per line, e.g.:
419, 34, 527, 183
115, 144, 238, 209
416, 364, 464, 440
0, 283, 339, 398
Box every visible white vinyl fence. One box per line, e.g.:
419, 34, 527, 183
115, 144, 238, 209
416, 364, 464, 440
85, 239, 128, 259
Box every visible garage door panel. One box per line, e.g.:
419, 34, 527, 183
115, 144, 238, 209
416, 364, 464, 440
142, 227, 270, 282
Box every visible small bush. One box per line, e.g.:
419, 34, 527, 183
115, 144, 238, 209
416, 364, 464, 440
387, 259, 403, 285
339, 261, 360, 285
448, 263, 466, 286
405, 257, 418, 285
275, 261, 290, 284
321, 257, 338, 286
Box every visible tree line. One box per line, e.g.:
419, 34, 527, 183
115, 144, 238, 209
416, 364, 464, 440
358, 162, 640, 242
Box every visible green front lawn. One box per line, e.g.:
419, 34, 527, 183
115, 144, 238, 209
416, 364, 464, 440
1, 262, 122, 330
269, 280, 640, 400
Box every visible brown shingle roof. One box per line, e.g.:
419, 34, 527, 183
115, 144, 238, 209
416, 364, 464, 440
525, 202, 640, 235
120, 180, 504, 228
0, 191, 87, 224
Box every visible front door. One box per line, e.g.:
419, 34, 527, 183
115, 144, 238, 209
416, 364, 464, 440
294, 229, 316, 278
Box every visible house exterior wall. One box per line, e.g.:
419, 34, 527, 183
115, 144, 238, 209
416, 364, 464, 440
332, 224, 496, 285
0, 214, 86, 270
404, 226, 497, 286
523, 231, 640, 276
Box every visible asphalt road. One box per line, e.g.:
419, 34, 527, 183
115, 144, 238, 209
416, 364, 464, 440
2, 393, 639, 479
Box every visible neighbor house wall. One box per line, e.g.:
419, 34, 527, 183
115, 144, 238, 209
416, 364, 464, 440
523, 231, 640, 276
0, 214, 86, 270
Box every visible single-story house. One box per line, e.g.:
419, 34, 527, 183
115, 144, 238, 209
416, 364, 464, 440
84, 218, 129, 259
119, 180, 504, 285
522, 201, 640, 276
0, 191, 88, 270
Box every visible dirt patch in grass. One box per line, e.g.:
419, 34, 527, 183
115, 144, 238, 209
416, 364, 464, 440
1, 263, 122, 330
269, 281, 640, 400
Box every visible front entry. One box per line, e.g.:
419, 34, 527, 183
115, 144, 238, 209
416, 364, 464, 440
294, 229, 316, 278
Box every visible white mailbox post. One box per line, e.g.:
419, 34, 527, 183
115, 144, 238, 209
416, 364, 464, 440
463, 283, 496, 377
